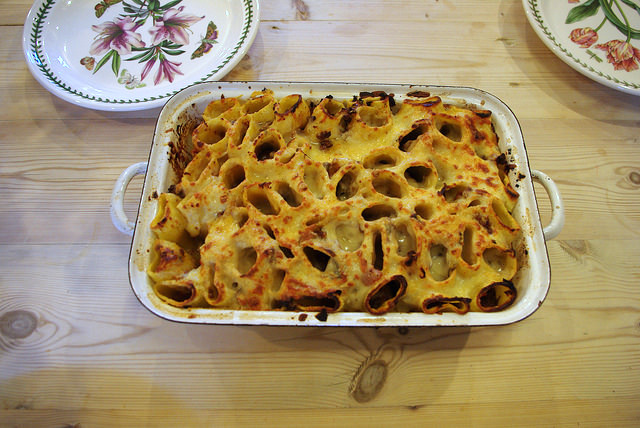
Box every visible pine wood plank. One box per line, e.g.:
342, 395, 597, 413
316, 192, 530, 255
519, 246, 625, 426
258, 0, 517, 23
3, 0, 527, 26
0, 1, 29, 26
2, 116, 639, 242
5, 18, 640, 121
2, 399, 639, 428
2, 0, 640, 424
0, 241, 638, 413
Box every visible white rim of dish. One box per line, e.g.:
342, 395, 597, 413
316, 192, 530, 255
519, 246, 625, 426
523, 0, 640, 96
22, 0, 261, 111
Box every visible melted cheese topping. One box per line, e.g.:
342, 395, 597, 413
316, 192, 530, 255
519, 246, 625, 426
149, 90, 521, 315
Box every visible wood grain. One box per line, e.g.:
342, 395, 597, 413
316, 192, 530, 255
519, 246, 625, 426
2, 0, 640, 426
2, 400, 640, 428
1, 242, 638, 410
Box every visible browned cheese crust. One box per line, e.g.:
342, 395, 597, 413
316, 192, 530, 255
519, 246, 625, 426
148, 90, 521, 315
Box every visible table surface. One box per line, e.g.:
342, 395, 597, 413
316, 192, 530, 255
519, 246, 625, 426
2, 0, 640, 426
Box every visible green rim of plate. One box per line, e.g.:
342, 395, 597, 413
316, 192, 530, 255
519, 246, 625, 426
527, 0, 640, 90
27, 0, 257, 105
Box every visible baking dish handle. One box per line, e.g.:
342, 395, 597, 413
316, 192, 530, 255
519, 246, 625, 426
531, 170, 564, 240
110, 162, 148, 236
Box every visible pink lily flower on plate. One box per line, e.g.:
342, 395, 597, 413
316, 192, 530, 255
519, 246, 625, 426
154, 58, 184, 85
569, 27, 598, 48
149, 6, 204, 46
595, 40, 640, 72
140, 57, 157, 82
90, 17, 145, 56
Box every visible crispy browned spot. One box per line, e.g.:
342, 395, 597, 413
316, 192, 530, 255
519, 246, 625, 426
406, 91, 431, 98
275, 293, 341, 313
365, 276, 407, 315
476, 280, 517, 312
422, 296, 471, 314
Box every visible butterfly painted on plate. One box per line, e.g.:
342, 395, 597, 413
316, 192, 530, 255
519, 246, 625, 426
80, 57, 96, 71
117, 69, 145, 90
95, 0, 123, 18
191, 21, 219, 60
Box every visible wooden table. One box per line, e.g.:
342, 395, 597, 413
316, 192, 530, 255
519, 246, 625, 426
2, 1, 639, 426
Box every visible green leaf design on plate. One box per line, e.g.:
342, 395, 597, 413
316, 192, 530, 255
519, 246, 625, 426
620, 0, 640, 16
599, 0, 640, 39
566, 0, 600, 24
112, 51, 122, 76
162, 49, 186, 55
93, 50, 114, 74
126, 49, 155, 62
159, 0, 182, 10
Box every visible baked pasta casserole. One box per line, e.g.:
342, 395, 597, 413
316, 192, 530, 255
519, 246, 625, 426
148, 89, 522, 315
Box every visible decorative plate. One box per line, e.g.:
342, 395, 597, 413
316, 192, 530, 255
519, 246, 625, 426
23, 0, 260, 111
523, 0, 640, 96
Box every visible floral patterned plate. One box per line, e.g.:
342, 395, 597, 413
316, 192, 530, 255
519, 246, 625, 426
523, 0, 640, 95
23, 0, 260, 111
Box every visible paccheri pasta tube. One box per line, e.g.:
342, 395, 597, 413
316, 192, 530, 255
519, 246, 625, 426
148, 90, 521, 315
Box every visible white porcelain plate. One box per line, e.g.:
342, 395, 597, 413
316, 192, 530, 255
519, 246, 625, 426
523, 0, 640, 95
23, 0, 260, 111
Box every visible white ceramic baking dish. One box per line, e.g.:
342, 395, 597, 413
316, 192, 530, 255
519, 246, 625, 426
111, 81, 564, 326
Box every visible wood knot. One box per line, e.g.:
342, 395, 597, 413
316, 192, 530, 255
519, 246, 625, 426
349, 358, 388, 403
0, 310, 38, 339
293, 0, 309, 20
559, 240, 589, 263
614, 167, 640, 190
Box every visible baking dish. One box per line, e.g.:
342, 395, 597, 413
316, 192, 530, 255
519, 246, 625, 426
111, 81, 564, 326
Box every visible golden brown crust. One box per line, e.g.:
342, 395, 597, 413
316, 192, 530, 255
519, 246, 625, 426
148, 90, 521, 314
